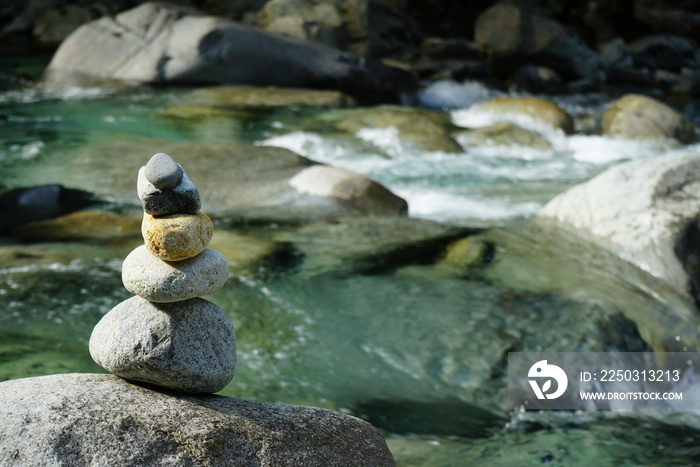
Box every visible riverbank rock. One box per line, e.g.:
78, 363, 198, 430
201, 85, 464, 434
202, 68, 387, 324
602, 94, 694, 143
6, 141, 408, 222
536, 152, 700, 304
474, 2, 599, 83
42, 2, 417, 105
0, 373, 396, 466
469, 97, 574, 134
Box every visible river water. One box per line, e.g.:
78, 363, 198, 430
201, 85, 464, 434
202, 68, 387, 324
3, 49, 700, 465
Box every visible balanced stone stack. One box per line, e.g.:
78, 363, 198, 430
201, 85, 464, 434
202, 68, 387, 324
89, 153, 235, 393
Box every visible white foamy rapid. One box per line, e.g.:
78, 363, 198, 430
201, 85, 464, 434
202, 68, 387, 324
259, 82, 683, 225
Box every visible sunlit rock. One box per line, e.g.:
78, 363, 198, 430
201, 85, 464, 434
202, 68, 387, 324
602, 94, 694, 143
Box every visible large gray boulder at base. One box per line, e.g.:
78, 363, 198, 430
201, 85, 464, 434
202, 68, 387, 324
41, 1, 417, 105
0, 373, 396, 466
535, 152, 700, 304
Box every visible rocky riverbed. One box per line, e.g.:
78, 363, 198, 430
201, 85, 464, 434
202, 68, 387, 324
4, 1, 700, 465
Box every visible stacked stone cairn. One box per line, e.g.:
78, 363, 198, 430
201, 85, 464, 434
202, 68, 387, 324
89, 153, 235, 393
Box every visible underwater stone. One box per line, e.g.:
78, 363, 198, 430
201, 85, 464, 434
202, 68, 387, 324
122, 245, 229, 302
89, 296, 236, 393
137, 166, 201, 216
144, 152, 183, 189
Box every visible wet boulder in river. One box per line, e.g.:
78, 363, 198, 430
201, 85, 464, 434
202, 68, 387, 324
536, 152, 700, 305
42, 1, 417, 105
602, 94, 694, 143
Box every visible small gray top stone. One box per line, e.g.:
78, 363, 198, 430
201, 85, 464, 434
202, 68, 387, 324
144, 152, 183, 189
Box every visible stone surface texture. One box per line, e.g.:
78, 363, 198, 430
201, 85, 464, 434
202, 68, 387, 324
142, 211, 214, 261
89, 296, 236, 392
536, 152, 700, 302
0, 373, 396, 466
122, 246, 229, 302
289, 165, 408, 216
144, 152, 183, 189
137, 165, 201, 215
602, 93, 695, 143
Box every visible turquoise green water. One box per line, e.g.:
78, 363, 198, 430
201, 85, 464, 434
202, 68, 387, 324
3, 48, 700, 465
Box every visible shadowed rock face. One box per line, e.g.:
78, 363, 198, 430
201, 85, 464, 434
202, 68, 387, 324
0, 373, 396, 466
42, 2, 417, 105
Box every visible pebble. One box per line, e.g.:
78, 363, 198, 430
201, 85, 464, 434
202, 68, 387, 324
89, 296, 236, 393
122, 245, 229, 302
137, 166, 201, 216
142, 212, 213, 261
144, 153, 183, 189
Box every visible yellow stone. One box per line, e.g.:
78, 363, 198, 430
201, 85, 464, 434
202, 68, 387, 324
142, 212, 213, 261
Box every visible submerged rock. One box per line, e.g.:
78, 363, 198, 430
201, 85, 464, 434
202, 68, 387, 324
7, 141, 408, 222
10, 210, 141, 243
0, 373, 396, 466
42, 2, 416, 105
602, 93, 694, 143
168, 85, 356, 110
536, 152, 700, 306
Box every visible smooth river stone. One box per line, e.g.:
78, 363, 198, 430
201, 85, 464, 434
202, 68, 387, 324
137, 165, 201, 216
122, 245, 229, 302
142, 211, 213, 261
144, 152, 183, 189
89, 296, 236, 393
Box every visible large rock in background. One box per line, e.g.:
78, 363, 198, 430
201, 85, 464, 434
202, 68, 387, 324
536, 152, 700, 304
474, 2, 599, 82
42, 2, 417, 105
0, 373, 396, 466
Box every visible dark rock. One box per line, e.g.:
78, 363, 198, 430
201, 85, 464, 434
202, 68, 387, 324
474, 2, 599, 82
0, 373, 396, 466
628, 34, 700, 71
511, 64, 564, 93
0, 184, 96, 233
42, 2, 417, 105
599, 38, 633, 71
